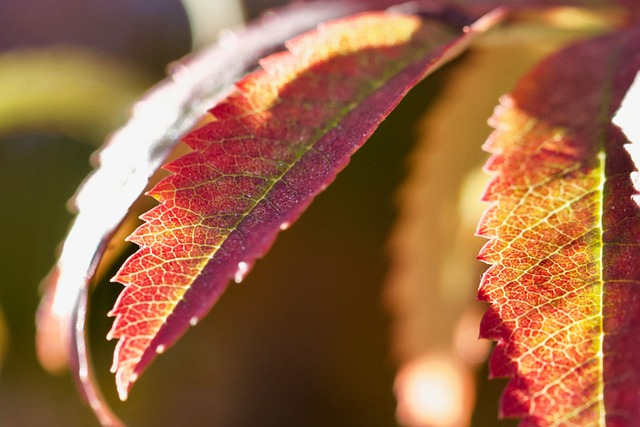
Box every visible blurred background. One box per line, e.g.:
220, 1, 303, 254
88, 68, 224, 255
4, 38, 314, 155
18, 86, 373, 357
1, 0, 598, 426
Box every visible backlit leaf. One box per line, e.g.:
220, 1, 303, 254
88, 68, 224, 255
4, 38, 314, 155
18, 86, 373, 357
108, 9, 504, 400
385, 20, 592, 425
35, 2, 376, 424
478, 27, 640, 425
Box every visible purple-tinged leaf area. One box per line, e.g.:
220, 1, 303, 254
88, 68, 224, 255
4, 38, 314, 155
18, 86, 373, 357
477, 27, 640, 426
108, 10, 504, 400
616, 0, 640, 24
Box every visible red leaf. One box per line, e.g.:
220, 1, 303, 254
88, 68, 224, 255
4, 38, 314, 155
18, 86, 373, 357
108, 9, 503, 400
35, 1, 378, 423
478, 27, 640, 425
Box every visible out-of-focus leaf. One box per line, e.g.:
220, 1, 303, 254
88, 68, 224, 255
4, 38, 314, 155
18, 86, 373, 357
477, 6, 624, 47
179, 0, 245, 48
478, 28, 640, 425
616, 0, 640, 23
385, 12, 608, 426
36, 2, 415, 424
0, 47, 151, 144
108, 9, 504, 401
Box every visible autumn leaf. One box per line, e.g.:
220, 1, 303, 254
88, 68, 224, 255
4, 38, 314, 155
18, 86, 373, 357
35, 2, 378, 424
478, 27, 640, 425
385, 13, 603, 425
106, 9, 504, 401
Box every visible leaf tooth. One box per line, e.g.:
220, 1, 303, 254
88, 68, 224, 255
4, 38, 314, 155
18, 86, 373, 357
499, 379, 531, 418
207, 97, 251, 121
185, 118, 253, 145
258, 50, 297, 80
489, 345, 518, 381
160, 153, 200, 175
233, 68, 281, 103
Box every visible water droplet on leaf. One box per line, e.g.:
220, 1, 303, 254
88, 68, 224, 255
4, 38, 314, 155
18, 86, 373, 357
234, 261, 249, 284
280, 221, 291, 230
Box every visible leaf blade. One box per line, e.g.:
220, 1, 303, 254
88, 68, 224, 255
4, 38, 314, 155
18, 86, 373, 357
478, 27, 640, 425
108, 9, 504, 400
35, 1, 381, 422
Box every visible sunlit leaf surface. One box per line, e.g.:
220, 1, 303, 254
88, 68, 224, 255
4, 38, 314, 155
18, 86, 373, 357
108, 9, 503, 400
35, 2, 380, 424
478, 27, 640, 426
385, 21, 594, 425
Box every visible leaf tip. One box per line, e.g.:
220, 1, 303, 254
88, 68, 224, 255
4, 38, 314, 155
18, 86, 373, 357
112, 362, 138, 402
116, 377, 133, 402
